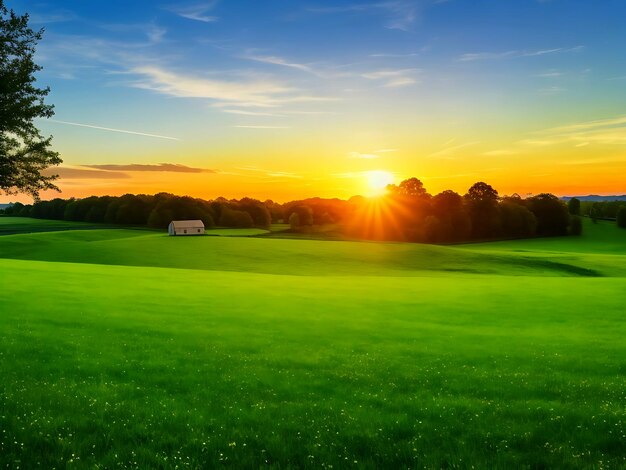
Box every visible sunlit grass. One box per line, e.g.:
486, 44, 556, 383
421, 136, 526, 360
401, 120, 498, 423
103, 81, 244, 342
0, 218, 625, 468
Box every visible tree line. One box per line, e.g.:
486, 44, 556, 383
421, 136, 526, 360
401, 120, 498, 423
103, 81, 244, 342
2, 179, 593, 241
3, 193, 275, 230
577, 199, 626, 227
341, 179, 581, 243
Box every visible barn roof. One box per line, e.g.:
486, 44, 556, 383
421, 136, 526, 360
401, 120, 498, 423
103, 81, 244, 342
169, 220, 204, 228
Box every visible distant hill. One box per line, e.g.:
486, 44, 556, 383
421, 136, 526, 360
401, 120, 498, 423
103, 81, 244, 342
561, 195, 626, 202
0, 203, 13, 210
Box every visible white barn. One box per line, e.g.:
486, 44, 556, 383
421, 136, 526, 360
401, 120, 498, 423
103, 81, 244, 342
168, 220, 205, 236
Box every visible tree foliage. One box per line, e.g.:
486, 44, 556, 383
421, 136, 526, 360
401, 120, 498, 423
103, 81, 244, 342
387, 177, 428, 198
0, 1, 61, 198
617, 207, 626, 229
567, 197, 581, 216
527, 193, 570, 236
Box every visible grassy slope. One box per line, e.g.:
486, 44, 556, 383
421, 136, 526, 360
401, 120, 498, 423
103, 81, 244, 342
0, 220, 624, 277
0, 218, 625, 468
0, 216, 110, 235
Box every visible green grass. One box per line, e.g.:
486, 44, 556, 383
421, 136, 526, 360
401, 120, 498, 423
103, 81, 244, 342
0, 216, 113, 235
0, 218, 625, 468
207, 227, 270, 236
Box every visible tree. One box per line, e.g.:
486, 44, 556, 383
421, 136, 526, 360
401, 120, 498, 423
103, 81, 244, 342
527, 193, 570, 236
465, 182, 498, 204
569, 215, 583, 236
567, 197, 581, 216
617, 207, 626, 229
0, 1, 61, 199
387, 177, 428, 198
464, 182, 500, 239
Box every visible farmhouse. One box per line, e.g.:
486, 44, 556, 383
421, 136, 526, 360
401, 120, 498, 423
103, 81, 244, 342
168, 220, 205, 236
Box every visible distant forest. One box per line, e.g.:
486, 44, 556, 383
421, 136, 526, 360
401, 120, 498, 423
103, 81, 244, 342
3, 179, 626, 242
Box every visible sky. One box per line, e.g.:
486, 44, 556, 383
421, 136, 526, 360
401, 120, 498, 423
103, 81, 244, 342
6, 0, 626, 202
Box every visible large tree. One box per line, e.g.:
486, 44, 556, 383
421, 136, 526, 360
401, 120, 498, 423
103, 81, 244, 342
0, 1, 61, 199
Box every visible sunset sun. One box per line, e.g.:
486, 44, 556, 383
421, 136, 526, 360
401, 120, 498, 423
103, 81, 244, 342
366, 171, 395, 197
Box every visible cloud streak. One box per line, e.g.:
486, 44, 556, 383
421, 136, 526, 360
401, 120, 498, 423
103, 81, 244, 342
84, 163, 216, 173
130, 65, 336, 108
245, 55, 312, 73
165, 1, 219, 22
42, 167, 130, 179
361, 68, 418, 87
428, 141, 481, 158
234, 125, 291, 129
47, 119, 181, 141
308, 1, 422, 31
459, 46, 583, 62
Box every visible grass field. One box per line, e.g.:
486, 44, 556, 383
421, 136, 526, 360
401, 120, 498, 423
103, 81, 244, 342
1, 217, 625, 468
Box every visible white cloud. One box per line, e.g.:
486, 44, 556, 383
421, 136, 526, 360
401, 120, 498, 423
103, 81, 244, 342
361, 68, 418, 87
165, 1, 219, 22
459, 46, 583, 62
130, 65, 300, 107
543, 115, 626, 134
245, 55, 312, 73
221, 109, 284, 117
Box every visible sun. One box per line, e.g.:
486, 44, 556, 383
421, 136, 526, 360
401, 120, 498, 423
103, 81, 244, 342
365, 170, 395, 197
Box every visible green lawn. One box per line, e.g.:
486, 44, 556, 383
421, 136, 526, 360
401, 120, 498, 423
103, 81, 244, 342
0, 216, 112, 235
0, 218, 625, 468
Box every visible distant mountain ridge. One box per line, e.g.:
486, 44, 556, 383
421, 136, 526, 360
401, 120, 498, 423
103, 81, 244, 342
561, 195, 626, 202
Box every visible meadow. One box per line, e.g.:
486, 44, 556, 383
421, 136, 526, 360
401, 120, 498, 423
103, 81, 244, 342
0, 217, 625, 468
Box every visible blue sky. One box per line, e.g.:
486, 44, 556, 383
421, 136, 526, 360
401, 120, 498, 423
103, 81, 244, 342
6, 0, 626, 200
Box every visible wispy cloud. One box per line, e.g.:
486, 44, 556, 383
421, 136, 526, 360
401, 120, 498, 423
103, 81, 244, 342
234, 125, 291, 129
349, 152, 381, 159
309, 1, 423, 31
538, 86, 566, 95
543, 115, 626, 134
369, 52, 420, 58
361, 68, 418, 87
428, 141, 481, 158
42, 167, 130, 180
245, 55, 312, 73
459, 46, 583, 62
222, 109, 284, 117
29, 10, 77, 24
131, 65, 335, 108
535, 70, 563, 78
165, 1, 219, 22
483, 115, 626, 156
84, 163, 215, 173
482, 149, 520, 156
235, 167, 302, 178
46, 119, 181, 141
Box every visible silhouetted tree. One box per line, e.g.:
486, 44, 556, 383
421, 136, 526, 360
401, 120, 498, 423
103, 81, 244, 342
0, 1, 61, 198
387, 177, 428, 198
238, 197, 271, 228
500, 201, 537, 238
465, 182, 500, 239
264, 199, 284, 223
431, 190, 467, 242
617, 207, 626, 228
568, 197, 581, 216
219, 207, 253, 228
527, 193, 570, 236
569, 216, 583, 235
